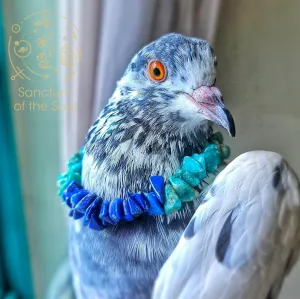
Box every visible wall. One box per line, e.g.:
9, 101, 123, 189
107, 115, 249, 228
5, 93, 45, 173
215, 1, 300, 298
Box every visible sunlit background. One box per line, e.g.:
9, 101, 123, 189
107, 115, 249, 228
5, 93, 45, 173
1, 0, 300, 298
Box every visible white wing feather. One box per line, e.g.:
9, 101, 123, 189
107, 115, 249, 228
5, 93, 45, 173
153, 151, 300, 299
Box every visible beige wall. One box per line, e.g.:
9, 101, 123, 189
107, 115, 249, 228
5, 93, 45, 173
215, 0, 300, 298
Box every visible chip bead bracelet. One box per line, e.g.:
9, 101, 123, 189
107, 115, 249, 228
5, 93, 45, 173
57, 132, 230, 231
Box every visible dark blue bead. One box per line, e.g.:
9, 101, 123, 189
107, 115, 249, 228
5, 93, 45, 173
99, 200, 116, 225
62, 181, 82, 208
84, 197, 102, 224
73, 210, 85, 220
68, 209, 74, 217
101, 220, 110, 226
123, 200, 134, 221
109, 198, 124, 223
128, 196, 143, 216
71, 190, 89, 207
133, 192, 149, 211
75, 193, 97, 213
147, 192, 164, 216
83, 197, 102, 226
89, 213, 105, 231
149, 176, 164, 204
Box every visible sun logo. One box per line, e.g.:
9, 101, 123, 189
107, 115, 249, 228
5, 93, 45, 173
8, 10, 82, 81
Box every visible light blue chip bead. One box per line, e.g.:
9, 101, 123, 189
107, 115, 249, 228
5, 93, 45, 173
190, 154, 206, 180
164, 184, 182, 215
182, 156, 204, 177
203, 144, 221, 173
169, 176, 200, 202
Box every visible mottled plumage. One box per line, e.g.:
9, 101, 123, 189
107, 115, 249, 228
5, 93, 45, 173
153, 151, 300, 299
70, 33, 235, 298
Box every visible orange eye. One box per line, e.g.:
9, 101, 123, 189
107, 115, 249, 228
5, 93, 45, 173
148, 60, 167, 82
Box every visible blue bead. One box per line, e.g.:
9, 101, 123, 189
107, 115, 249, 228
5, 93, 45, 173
84, 197, 102, 223
101, 220, 110, 226
109, 198, 124, 223
89, 213, 105, 231
68, 209, 74, 217
149, 176, 164, 204
147, 192, 164, 216
73, 210, 85, 220
62, 181, 82, 208
71, 190, 89, 207
99, 200, 116, 225
128, 197, 143, 216
133, 192, 149, 211
123, 200, 134, 221
75, 193, 97, 213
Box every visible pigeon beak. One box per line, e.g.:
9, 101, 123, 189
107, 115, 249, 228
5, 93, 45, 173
188, 86, 236, 137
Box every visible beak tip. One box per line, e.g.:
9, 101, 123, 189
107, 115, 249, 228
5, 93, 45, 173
223, 107, 236, 138
229, 126, 236, 138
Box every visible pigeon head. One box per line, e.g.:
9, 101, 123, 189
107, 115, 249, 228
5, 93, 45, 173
83, 33, 235, 198
115, 33, 235, 138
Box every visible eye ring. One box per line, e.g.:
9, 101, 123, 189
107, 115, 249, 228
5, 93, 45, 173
148, 60, 167, 82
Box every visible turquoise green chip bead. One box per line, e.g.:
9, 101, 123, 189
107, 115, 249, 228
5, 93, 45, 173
164, 184, 182, 214
210, 132, 224, 144
220, 144, 230, 160
203, 146, 221, 173
182, 156, 206, 179
58, 181, 70, 196
173, 169, 201, 187
69, 161, 82, 173
169, 176, 200, 202
68, 152, 83, 166
68, 172, 81, 184
190, 154, 206, 180
173, 169, 183, 178
181, 170, 201, 187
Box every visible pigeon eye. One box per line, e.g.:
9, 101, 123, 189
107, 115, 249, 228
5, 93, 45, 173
148, 60, 167, 82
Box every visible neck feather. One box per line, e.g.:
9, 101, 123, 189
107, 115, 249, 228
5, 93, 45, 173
82, 96, 212, 198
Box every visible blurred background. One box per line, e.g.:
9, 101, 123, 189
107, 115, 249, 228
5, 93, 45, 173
1, 0, 300, 298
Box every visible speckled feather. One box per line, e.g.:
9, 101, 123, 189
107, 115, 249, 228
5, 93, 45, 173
70, 33, 218, 299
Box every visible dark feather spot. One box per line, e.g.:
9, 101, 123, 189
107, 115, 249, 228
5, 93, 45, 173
266, 288, 274, 299
210, 184, 218, 197
184, 217, 196, 239
216, 209, 235, 263
135, 132, 147, 147
273, 164, 283, 189
86, 126, 97, 141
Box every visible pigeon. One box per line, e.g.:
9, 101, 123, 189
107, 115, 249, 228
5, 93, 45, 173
68, 33, 236, 299
153, 151, 300, 299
